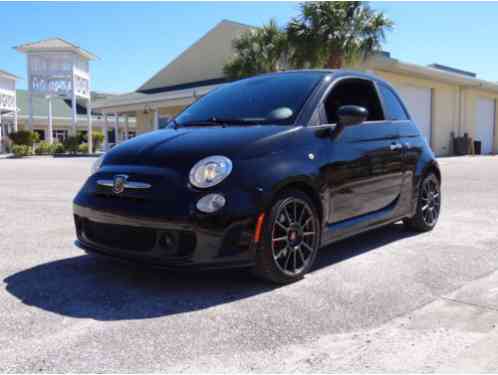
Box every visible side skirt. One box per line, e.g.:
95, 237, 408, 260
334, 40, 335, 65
320, 196, 406, 247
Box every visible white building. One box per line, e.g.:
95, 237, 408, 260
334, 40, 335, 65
7, 38, 136, 152
0, 69, 18, 153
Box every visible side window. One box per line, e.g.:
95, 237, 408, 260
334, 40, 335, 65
379, 84, 409, 121
323, 79, 385, 124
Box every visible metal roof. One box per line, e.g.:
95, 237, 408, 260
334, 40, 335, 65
92, 84, 218, 112
15, 90, 115, 117
138, 20, 254, 92
0, 69, 20, 80
14, 38, 97, 60
368, 54, 498, 93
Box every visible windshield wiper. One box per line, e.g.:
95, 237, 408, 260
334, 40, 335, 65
180, 116, 265, 127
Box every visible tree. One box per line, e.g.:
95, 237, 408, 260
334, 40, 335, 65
287, 2, 393, 69
223, 19, 288, 80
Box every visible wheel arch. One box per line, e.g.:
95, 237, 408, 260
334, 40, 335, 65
420, 160, 441, 184
269, 178, 324, 225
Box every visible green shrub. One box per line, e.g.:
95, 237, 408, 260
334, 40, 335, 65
92, 131, 104, 151
12, 145, 32, 158
35, 141, 56, 155
9, 130, 39, 146
63, 136, 80, 154
53, 143, 65, 154
78, 143, 89, 154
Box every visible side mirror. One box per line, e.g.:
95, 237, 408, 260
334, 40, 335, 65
337, 105, 368, 127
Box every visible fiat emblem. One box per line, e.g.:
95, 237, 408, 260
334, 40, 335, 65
112, 175, 128, 194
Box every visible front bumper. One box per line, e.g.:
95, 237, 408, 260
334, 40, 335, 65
72, 164, 269, 269
73, 202, 258, 269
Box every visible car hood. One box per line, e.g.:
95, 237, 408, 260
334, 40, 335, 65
103, 125, 300, 169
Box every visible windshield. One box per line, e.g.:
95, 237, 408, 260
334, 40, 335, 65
175, 72, 324, 126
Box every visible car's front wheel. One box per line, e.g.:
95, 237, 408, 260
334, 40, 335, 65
253, 190, 320, 284
404, 172, 441, 232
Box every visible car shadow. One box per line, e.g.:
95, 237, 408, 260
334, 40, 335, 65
4, 223, 415, 321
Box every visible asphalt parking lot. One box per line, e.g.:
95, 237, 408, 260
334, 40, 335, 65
1, 155, 498, 372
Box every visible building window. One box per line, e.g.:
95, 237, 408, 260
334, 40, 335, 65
108, 129, 116, 144
53, 130, 68, 143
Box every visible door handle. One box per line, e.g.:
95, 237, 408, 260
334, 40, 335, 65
390, 143, 403, 151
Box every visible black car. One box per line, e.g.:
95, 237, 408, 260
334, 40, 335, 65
74, 70, 441, 284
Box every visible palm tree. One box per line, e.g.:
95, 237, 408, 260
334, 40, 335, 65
223, 19, 288, 80
287, 2, 394, 69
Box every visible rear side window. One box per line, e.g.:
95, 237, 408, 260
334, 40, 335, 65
379, 84, 409, 121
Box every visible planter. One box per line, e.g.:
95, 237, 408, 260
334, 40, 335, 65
53, 153, 101, 158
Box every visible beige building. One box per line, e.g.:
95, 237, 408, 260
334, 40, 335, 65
93, 19, 498, 156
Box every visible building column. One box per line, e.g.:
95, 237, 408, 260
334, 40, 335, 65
13, 110, 18, 132
71, 91, 77, 136
0, 113, 3, 153
124, 114, 129, 140
103, 113, 109, 152
28, 91, 33, 131
47, 97, 54, 144
114, 112, 119, 144
153, 109, 159, 131
87, 99, 93, 154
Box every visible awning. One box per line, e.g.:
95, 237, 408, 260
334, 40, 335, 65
92, 84, 221, 113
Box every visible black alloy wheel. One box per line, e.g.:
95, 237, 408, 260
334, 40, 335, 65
404, 173, 441, 232
253, 190, 320, 284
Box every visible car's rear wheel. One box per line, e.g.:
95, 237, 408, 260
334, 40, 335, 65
253, 190, 320, 284
404, 173, 441, 232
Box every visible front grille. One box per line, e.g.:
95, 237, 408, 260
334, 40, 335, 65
81, 219, 156, 252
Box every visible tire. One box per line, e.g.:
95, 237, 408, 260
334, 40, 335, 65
252, 189, 321, 284
404, 173, 441, 232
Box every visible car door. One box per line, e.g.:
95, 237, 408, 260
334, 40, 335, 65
319, 77, 404, 225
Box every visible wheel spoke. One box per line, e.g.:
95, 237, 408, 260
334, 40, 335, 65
298, 206, 306, 225
297, 247, 306, 264
303, 231, 315, 236
283, 206, 293, 224
303, 217, 312, 228
284, 251, 292, 270
428, 209, 434, 224
293, 249, 297, 273
275, 247, 287, 260
272, 236, 287, 242
302, 242, 313, 253
275, 221, 289, 231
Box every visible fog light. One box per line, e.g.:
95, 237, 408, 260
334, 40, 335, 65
158, 232, 176, 253
196, 193, 226, 213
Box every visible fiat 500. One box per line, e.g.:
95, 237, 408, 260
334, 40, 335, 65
73, 70, 441, 284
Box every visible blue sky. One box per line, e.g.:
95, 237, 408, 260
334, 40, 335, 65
2, 2, 497, 93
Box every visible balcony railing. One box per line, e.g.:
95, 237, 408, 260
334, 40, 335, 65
0, 91, 16, 112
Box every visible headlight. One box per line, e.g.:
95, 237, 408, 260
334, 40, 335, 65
91, 154, 104, 175
189, 156, 232, 188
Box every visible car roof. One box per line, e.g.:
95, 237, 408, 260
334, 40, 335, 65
253, 69, 391, 87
